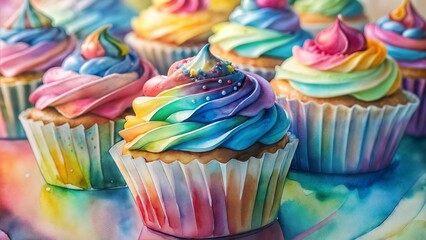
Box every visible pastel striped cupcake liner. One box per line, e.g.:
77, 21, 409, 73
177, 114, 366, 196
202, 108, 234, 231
0, 80, 40, 139
110, 133, 298, 238
402, 78, 426, 137
125, 33, 203, 75
277, 91, 419, 174
19, 109, 126, 190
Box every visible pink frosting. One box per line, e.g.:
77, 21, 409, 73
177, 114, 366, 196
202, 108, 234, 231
294, 19, 367, 71
157, 0, 208, 13
0, 37, 76, 77
365, 24, 426, 51
256, 0, 287, 9
29, 59, 157, 119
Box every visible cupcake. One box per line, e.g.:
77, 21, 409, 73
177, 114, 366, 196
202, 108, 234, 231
209, 0, 312, 81
125, 0, 239, 75
39, 0, 136, 40
19, 26, 157, 190
365, 0, 426, 137
0, 0, 76, 139
293, 0, 369, 36
109, 44, 298, 238
270, 19, 419, 174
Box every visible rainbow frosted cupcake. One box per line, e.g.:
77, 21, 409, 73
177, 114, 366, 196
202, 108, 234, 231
110, 44, 298, 238
0, 0, 76, 139
294, 0, 368, 36
365, 0, 426, 137
271, 19, 419, 173
39, 0, 136, 40
125, 0, 239, 75
209, 0, 312, 81
19, 26, 157, 190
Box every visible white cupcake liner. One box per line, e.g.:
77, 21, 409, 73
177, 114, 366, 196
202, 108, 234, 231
402, 77, 426, 137
277, 91, 419, 174
235, 64, 276, 82
0, 79, 41, 139
19, 109, 127, 190
110, 133, 298, 238
125, 32, 204, 75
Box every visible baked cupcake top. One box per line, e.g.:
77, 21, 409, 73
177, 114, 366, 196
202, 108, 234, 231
294, 0, 365, 19
365, 0, 426, 70
273, 19, 401, 102
39, 0, 136, 39
209, 0, 312, 59
0, 0, 76, 77
131, 0, 239, 45
120, 44, 290, 153
29, 26, 157, 120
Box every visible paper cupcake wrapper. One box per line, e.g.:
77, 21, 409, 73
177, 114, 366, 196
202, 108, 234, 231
402, 78, 426, 137
0, 80, 40, 139
277, 91, 419, 174
19, 109, 126, 190
110, 133, 298, 238
125, 33, 203, 75
235, 64, 276, 82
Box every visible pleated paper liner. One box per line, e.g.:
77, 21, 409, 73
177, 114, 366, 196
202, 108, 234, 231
19, 109, 126, 190
110, 133, 298, 239
0, 79, 40, 139
125, 33, 204, 75
236, 64, 275, 82
402, 78, 426, 137
277, 91, 419, 174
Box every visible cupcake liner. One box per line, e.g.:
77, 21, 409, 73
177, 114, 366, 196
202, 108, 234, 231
235, 64, 275, 81
0, 79, 41, 139
277, 91, 419, 174
110, 133, 298, 239
402, 78, 426, 137
125, 32, 203, 75
19, 109, 126, 190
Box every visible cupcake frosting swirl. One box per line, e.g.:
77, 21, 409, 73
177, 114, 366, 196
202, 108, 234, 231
209, 0, 311, 59
294, 0, 364, 18
132, 0, 239, 45
40, 0, 136, 39
0, 0, 76, 77
120, 44, 290, 152
275, 19, 401, 102
365, 0, 426, 69
29, 26, 157, 119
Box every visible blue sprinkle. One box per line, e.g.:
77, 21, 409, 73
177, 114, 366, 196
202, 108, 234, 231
221, 90, 226, 95
402, 28, 426, 39
381, 21, 405, 34
206, 96, 211, 101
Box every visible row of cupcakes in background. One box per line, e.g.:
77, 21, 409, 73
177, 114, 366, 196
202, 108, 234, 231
0, 0, 424, 238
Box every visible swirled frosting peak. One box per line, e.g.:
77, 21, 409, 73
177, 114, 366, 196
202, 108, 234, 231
276, 20, 401, 102
0, 0, 75, 77
209, 0, 311, 59
4, 0, 52, 30
81, 26, 129, 60
153, 0, 208, 13
365, 0, 426, 70
120, 44, 290, 152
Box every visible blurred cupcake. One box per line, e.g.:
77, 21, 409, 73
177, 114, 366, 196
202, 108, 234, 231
125, 0, 239, 75
19, 26, 157, 190
110, 44, 298, 238
0, 0, 76, 139
294, 0, 368, 36
365, 0, 426, 137
270, 19, 419, 173
39, 0, 136, 40
209, 0, 312, 81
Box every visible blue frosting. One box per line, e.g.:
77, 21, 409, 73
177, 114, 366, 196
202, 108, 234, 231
0, 27, 69, 45
62, 51, 143, 77
339, 0, 364, 18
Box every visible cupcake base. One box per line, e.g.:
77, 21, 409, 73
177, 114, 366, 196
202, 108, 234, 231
19, 109, 127, 190
276, 91, 419, 174
402, 77, 426, 137
110, 133, 298, 238
125, 33, 204, 75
